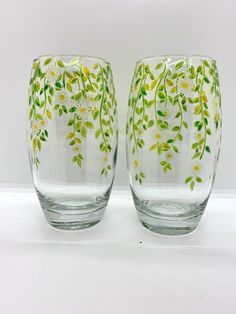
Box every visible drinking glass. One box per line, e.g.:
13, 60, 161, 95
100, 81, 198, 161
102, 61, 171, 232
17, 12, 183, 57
126, 55, 221, 235
27, 55, 118, 230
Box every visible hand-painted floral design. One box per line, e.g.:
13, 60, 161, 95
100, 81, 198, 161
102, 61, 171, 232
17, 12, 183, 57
28, 56, 118, 175
126, 56, 221, 190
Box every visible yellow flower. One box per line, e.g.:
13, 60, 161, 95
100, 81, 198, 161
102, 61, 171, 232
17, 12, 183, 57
92, 106, 98, 113
155, 133, 162, 140
201, 91, 208, 103
79, 106, 89, 119
56, 91, 67, 105
73, 145, 80, 154
40, 119, 47, 128
103, 155, 108, 163
32, 122, 39, 133
213, 96, 220, 110
83, 66, 90, 76
46, 66, 58, 82
192, 162, 203, 175
195, 133, 202, 141
181, 81, 189, 89
166, 152, 173, 160
90, 97, 95, 102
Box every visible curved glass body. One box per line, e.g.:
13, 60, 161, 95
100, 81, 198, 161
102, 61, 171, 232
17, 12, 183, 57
126, 55, 221, 235
27, 55, 118, 230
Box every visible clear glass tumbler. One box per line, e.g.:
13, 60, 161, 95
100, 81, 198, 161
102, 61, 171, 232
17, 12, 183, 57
126, 55, 221, 235
27, 55, 118, 230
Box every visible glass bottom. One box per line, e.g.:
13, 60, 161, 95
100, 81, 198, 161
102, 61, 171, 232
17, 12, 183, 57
37, 190, 108, 230
133, 193, 207, 236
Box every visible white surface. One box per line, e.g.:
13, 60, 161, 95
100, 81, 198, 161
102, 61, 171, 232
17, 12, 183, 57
0, 188, 236, 314
0, 0, 235, 188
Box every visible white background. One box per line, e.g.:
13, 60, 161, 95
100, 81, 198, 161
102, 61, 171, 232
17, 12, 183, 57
0, 0, 235, 189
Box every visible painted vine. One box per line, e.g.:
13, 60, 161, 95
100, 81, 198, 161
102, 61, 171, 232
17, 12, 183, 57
127, 57, 221, 190
28, 57, 117, 176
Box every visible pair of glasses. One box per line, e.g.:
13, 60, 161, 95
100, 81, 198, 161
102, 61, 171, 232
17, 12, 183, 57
27, 54, 221, 235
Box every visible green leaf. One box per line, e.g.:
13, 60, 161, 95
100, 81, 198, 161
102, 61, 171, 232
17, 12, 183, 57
81, 127, 87, 137
70, 57, 79, 66
67, 133, 74, 139
172, 126, 180, 132
72, 156, 77, 163
185, 176, 193, 184
206, 146, 211, 153
85, 121, 94, 129
65, 71, 73, 78
140, 172, 145, 179
160, 160, 166, 166
55, 82, 62, 89
37, 139, 41, 151
155, 63, 163, 70
140, 86, 147, 96
95, 94, 102, 101
147, 100, 155, 108
68, 119, 74, 126
149, 143, 158, 151
157, 110, 165, 117
158, 91, 165, 99
62, 105, 67, 113
69, 106, 77, 112
207, 128, 212, 135
183, 121, 188, 129
173, 145, 179, 153
95, 129, 101, 139
57, 60, 65, 67
49, 87, 54, 96
197, 66, 202, 73
175, 112, 181, 118
160, 143, 170, 151
175, 61, 184, 70
44, 57, 52, 66
78, 154, 83, 160
66, 83, 72, 92
75, 121, 82, 130
192, 152, 201, 159
196, 176, 202, 182
150, 79, 157, 90
203, 60, 210, 67
203, 76, 210, 84
190, 181, 195, 191
148, 120, 154, 128
166, 79, 173, 86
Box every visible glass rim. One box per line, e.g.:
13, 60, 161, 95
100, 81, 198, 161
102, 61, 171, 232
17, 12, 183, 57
136, 54, 216, 64
34, 54, 111, 65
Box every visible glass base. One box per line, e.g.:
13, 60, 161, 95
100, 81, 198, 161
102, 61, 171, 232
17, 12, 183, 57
134, 197, 207, 236
37, 190, 107, 230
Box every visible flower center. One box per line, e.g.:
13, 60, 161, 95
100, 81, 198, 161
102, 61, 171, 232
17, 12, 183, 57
80, 107, 87, 113
193, 165, 200, 172
59, 94, 65, 101
195, 133, 202, 140
155, 133, 161, 140
134, 159, 139, 167
50, 71, 56, 77
181, 81, 189, 89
